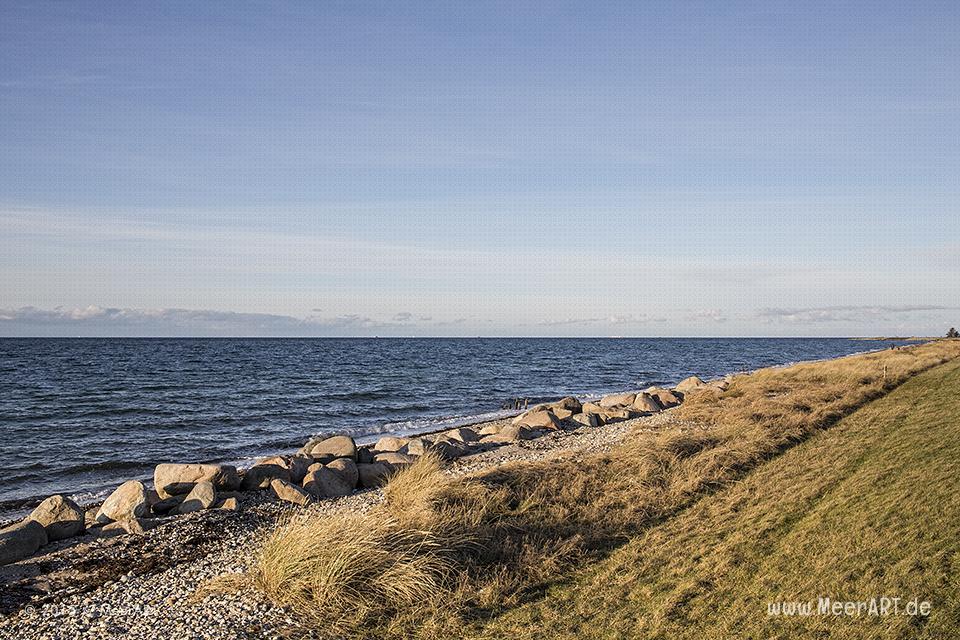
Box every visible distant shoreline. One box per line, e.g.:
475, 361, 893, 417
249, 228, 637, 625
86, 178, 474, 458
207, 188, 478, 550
851, 336, 934, 341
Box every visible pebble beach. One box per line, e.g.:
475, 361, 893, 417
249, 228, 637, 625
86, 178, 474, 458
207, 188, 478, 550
0, 391, 699, 640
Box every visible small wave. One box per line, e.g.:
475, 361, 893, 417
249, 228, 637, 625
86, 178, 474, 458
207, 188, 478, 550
60, 459, 155, 475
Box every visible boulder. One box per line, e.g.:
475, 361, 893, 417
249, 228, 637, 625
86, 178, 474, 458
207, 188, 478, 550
270, 479, 315, 506
645, 387, 682, 408
599, 392, 637, 408
404, 437, 433, 457
481, 424, 538, 443
154, 463, 241, 499
443, 427, 480, 443
151, 494, 185, 516
97, 480, 150, 524
307, 435, 358, 463
302, 466, 354, 498
511, 405, 545, 424
407, 437, 468, 460
599, 408, 643, 423
570, 412, 599, 427
430, 438, 470, 460
515, 410, 561, 430
0, 519, 48, 566
707, 379, 731, 392
357, 462, 392, 488
675, 376, 706, 393
287, 455, 313, 484
29, 495, 84, 541
547, 396, 582, 413
326, 458, 359, 489
241, 463, 291, 491
632, 392, 663, 413
477, 424, 502, 436
356, 447, 375, 464
581, 402, 605, 414
174, 481, 218, 514
373, 452, 418, 469
519, 396, 582, 419
373, 436, 409, 453
219, 497, 239, 511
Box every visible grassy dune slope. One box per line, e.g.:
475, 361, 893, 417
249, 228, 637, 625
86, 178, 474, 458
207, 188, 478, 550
471, 356, 960, 639
252, 340, 960, 638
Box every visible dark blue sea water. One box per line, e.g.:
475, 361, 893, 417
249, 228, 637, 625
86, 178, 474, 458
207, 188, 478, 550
0, 338, 908, 514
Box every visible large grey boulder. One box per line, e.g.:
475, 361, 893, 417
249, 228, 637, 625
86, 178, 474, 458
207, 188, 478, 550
373, 436, 409, 453
513, 410, 561, 430
270, 478, 315, 506
645, 387, 682, 408
477, 423, 502, 436
599, 392, 637, 408
405, 436, 468, 461
443, 427, 480, 443
151, 494, 185, 516
480, 424, 538, 443
174, 481, 218, 514
154, 463, 241, 498
97, 480, 151, 524
632, 392, 663, 413
241, 463, 290, 491
302, 465, 355, 498
675, 376, 706, 393
305, 435, 357, 463
287, 455, 313, 484
326, 458, 359, 488
599, 408, 642, 423
546, 396, 582, 413
373, 452, 417, 469
570, 412, 599, 427
0, 519, 48, 565
430, 437, 471, 460
29, 495, 84, 541
357, 462, 392, 488
581, 402, 605, 414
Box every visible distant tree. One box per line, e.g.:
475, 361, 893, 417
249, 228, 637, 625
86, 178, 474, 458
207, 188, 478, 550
948, 328, 960, 338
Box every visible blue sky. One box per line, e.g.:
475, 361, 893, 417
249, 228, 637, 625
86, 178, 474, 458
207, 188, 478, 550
1, 1, 958, 336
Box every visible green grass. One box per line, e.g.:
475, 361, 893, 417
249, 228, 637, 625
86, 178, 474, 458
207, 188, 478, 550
248, 340, 960, 638
468, 355, 960, 639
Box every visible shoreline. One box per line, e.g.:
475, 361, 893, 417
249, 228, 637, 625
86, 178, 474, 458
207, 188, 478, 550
0, 340, 943, 638
0, 339, 918, 522
0, 404, 690, 637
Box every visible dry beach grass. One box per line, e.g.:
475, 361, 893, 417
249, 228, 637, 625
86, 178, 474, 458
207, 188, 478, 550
253, 339, 960, 638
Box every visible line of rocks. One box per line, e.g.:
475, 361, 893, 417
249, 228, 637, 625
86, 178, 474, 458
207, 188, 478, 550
0, 375, 723, 569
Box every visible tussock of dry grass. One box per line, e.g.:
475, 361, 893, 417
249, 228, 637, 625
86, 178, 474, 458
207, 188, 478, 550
255, 507, 449, 631
254, 340, 960, 638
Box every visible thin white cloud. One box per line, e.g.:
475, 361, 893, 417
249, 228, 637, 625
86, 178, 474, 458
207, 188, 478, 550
756, 305, 956, 324
535, 314, 667, 327
0, 306, 468, 337
687, 309, 729, 323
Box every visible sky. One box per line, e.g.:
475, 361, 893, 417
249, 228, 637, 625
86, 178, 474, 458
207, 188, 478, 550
1, 1, 958, 337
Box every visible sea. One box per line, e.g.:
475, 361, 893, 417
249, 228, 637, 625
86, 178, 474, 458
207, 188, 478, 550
0, 337, 910, 517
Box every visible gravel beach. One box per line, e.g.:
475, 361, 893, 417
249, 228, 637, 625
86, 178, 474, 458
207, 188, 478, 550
0, 410, 688, 640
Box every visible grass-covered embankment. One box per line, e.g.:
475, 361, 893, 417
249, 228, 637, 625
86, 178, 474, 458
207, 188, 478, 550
254, 340, 960, 638
474, 347, 960, 638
